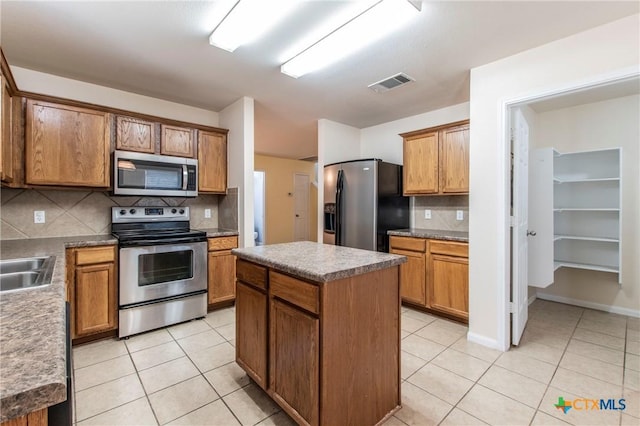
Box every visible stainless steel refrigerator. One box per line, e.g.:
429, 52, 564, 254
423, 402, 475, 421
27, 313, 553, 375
323, 159, 409, 252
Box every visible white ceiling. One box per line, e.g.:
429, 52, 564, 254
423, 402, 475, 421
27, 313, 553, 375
1, 1, 638, 160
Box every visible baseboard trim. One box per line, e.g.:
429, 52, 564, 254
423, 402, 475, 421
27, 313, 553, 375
528, 295, 537, 306
536, 293, 640, 318
466, 331, 506, 352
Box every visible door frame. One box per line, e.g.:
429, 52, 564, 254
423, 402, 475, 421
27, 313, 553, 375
293, 172, 310, 241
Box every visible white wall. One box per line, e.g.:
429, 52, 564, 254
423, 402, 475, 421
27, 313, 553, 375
220, 97, 255, 248
11, 66, 219, 126
469, 14, 639, 350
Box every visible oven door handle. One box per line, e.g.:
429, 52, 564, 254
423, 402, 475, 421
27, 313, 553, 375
182, 165, 188, 191
118, 236, 207, 247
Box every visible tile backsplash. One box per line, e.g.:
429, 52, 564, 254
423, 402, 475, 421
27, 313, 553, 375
412, 195, 469, 232
0, 188, 238, 240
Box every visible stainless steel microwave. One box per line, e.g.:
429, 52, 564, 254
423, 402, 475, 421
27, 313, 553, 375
113, 150, 198, 197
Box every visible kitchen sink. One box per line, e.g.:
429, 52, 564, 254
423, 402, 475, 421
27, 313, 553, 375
0, 256, 56, 293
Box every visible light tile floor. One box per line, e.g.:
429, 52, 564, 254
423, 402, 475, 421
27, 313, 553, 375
72, 300, 640, 425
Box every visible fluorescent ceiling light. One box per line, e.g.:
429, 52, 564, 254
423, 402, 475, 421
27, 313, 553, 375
209, 0, 298, 52
281, 0, 419, 78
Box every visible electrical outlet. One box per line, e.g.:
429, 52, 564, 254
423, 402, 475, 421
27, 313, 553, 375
424, 209, 431, 219
456, 210, 464, 221
34, 211, 46, 224
204, 208, 211, 219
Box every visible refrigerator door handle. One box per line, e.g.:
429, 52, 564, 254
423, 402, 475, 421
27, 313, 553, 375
335, 169, 344, 246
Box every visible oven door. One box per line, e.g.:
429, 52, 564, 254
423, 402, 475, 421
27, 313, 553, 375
119, 241, 207, 306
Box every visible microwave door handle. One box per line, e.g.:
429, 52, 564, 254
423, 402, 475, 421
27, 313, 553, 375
182, 165, 188, 190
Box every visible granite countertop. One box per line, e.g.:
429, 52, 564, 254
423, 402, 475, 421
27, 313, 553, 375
388, 228, 469, 242
232, 241, 406, 283
0, 235, 116, 422
197, 228, 239, 238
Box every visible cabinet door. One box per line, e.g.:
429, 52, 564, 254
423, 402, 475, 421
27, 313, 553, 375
75, 262, 117, 337
198, 130, 227, 193
439, 124, 469, 193
25, 100, 110, 187
270, 298, 319, 426
208, 250, 236, 304
1, 76, 13, 182
429, 254, 468, 320
391, 248, 426, 306
403, 131, 438, 194
116, 116, 155, 153
160, 124, 194, 158
236, 281, 268, 389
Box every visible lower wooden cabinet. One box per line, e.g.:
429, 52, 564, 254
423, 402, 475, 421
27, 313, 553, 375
207, 236, 238, 308
66, 245, 117, 340
0, 407, 47, 426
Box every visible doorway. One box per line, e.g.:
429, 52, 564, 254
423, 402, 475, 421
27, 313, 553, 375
254, 170, 265, 245
293, 173, 310, 241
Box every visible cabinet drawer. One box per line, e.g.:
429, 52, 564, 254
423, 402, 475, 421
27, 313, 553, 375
389, 236, 426, 253
75, 245, 116, 265
237, 260, 267, 290
208, 236, 238, 251
270, 271, 319, 315
429, 240, 468, 257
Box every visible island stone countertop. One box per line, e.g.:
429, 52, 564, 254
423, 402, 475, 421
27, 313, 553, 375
232, 241, 406, 283
0, 235, 116, 422
388, 228, 469, 242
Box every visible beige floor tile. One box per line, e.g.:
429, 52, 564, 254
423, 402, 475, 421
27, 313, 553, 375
478, 365, 547, 408
520, 326, 571, 350
628, 318, 640, 330
627, 340, 640, 356
401, 330, 410, 340
139, 356, 200, 394
457, 385, 535, 425
625, 368, 640, 391
403, 308, 438, 325
627, 353, 640, 372
578, 318, 626, 338
401, 350, 428, 380
439, 408, 487, 425
510, 340, 564, 365
560, 351, 623, 385
536, 301, 584, 317
74, 354, 136, 391
572, 327, 626, 351
167, 319, 212, 340
148, 375, 219, 425
75, 373, 145, 421
401, 334, 446, 362
204, 308, 235, 328
77, 397, 157, 426
73, 338, 128, 369
401, 316, 429, 333
624, 389, 640, 418
432, 348, 491, 381
166, 399, 239, 425
407, 363, 474, 405
527, 316, 578, 337
223, 383, 280, 425
582, 309, 628, 325
414, 319, 468, 346
495, 350, 557, 384
566, 339, 625, 367
622, 413, 640, 425
256, 411, 297, 426
216, 323, 236, 341
628, 329, 640, 342
203, 362, 250, 397
395, 381, 453, 426
188, 341, 235, 373
131, 341, 186, 371
124, 329, 173, 353
550, 367, 623, 399
530, 410, 571, 425
176, 329, 226, 354
451, 337, 502, 363
539, 386, 622, 425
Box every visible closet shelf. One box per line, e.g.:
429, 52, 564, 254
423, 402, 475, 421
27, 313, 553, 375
554, 261, 619, 274
554, 208, 619, 212
554, 235, 619, 243
554, 177, 620, 184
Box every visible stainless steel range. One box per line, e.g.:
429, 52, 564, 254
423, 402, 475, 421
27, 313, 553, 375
111, 206, 207, 338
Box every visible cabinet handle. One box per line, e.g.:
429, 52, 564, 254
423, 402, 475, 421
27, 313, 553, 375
527, 230, 537, 236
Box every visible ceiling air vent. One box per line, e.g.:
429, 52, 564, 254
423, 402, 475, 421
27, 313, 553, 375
368, 73, 414, 93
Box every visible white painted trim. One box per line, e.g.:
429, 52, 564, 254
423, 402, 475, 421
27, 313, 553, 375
528, 295, 537, 306
467, 331, 506, 352
536, 293, 640, 318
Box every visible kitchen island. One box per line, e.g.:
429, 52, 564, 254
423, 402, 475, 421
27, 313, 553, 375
232, 241, 406, 426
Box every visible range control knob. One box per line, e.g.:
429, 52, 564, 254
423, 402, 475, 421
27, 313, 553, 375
171, 208, 177, 214
179, 209, 185, 215
119, 209, 126, 215
129, 209, 136, 215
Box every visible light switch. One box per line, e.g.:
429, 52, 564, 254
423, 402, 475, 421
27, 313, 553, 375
424, 209, 431, 219
456, 210, 464, 221
204, 208, 211, 219
34, 211, 46, 223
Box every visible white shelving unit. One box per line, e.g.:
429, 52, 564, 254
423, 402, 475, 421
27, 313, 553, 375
529, 147, 622, 287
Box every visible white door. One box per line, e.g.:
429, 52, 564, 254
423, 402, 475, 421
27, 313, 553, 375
511, 108, 530, 346
528, 148, 554, 287
293, 173, 310, 241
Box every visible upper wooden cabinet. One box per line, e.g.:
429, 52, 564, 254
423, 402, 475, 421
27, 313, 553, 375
402, 120, 469, 195
1, 75, 13, 183
161, 124, 195, 158
198, 130, 227, 193
26, 99, 111, 188
116, 116, 155, 153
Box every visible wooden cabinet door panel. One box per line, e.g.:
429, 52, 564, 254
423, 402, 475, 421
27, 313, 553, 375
439, 124, 469, 193
116, 116, 155, 153
430, 254, 469, 320
403, 132, 438, 194
270, 299, 319, 426
75, 262, 117, 336
391, 248, 426, 306
160, 124, 194, 158
1, 77, 13, 183
236, 281, 268, 389
198, 131, 227, 193
26, 100, 110, 187
208, 250, 236, 304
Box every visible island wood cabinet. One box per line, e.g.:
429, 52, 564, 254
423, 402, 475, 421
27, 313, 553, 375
401, 120, 469, 195
207, 236, 238, 309
26, 100, 111, 188
0, 408, 47, 426
236, 259, 400, 426
66, 245, 117, 340
116, 116, 155, 153
198, 130, 227, 193
390, 235, 468, 322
